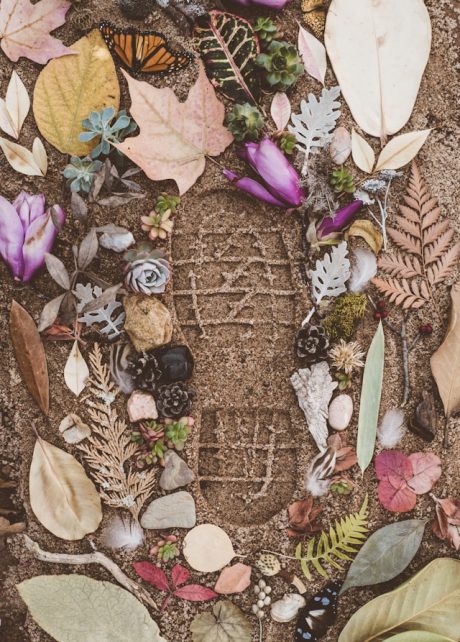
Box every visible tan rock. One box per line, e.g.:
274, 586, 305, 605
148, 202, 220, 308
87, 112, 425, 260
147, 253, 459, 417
124, 295, 173, 352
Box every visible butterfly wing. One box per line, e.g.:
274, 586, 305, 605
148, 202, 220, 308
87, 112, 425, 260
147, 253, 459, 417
140, 36, 193, 74
294, 582, 340, 642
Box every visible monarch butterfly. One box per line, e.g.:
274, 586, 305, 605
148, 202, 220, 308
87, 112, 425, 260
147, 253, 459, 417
100, 22, 193, 75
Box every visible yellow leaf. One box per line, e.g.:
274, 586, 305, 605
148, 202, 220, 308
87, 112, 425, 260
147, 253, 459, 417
346, 219, 383, 254
375, 129, 431, 171
33, 29, 120, 156
0, 137, 43, 176
351, 129, 375, 173
29, 437, 102, 540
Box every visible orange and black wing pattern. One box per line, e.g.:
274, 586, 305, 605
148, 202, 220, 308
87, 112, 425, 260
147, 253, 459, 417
100, 22, 193, 75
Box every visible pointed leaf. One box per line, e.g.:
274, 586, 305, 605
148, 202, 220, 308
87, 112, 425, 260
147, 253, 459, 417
270, 92, 291, 131
375, 129, 431, 171
133, 562, 170, 592
38, 294, 66, 332
171, 564, 190, 588
32, 138, 48, 175
44, 253, 70, 289
298, 23, 327, 85
0, 98, 16, 137
0, 137, 43, 176
64, 341, 89, 396
174, 585, 218, 602
10, 300, 49, 415
351, 129, 375, 173
5, 71, 30, 138
330, 126, 351, 164
78, 228, 98, 270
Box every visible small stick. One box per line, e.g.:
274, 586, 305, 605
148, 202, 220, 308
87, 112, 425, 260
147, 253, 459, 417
22, 535, 158, 610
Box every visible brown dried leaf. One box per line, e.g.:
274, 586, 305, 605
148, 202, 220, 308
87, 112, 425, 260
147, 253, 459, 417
44, 253, 70, 290
10, 300, 49, 415
377, 254, 422, 278
77, 228, 98, 270
287, 495, 322, 537
38, 294, 66, 332
432, 496, 460, 550
372, 277, 428, 309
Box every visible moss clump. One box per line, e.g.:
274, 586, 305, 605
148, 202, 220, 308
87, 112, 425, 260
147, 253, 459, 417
323, 293, 367, 340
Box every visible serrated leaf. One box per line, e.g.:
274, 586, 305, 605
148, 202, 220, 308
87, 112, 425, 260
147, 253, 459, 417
339, 558, 460, 642
190, 600, 252, 642
44, 253, 70, 289
75, 283, 124, 339
17, 575, 165, 641
270, 92, 291, 131
298, 22, 327, 85
311, 241, 350, 306
357, 322, 385, 474
0, 137, 44, 176
351, 129, 375, 173
10, 300, 49, 415
64, 341, 89, 396
341, 519, 426, 593
194, 11, 259, 104
375, 129, 431, 171
33, 29, 120, 155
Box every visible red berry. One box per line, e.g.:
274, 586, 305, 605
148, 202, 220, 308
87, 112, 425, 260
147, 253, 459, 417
377, 300, 386, 310
420, 324, 433, 335
374, 312, 382, 320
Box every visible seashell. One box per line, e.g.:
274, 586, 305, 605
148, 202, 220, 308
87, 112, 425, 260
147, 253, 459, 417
255, 553, 281, 576
271, 593, 306, 623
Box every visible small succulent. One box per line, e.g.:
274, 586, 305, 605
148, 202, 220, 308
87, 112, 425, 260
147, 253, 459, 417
330, 167, 355, 193
278, 132, 297, 154
164, 418, 192, 451
330, 479, 353, 495
131, 421, 166, 467
63, 156, 103, 193
155, 194, 181, 216
80, 106, 137, 159
226, 103, 264, 142
256, 40, 304, 91
157, 383, 195, 419
254, 17, 278, 44
295, 324, 329, 362
124, 243, 171, 295
150, 535, 179, 562
252, 579, 272, 619
141, 210, 174, 241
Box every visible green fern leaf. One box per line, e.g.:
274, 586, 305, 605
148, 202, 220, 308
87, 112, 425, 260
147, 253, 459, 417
298, 495, 369, 580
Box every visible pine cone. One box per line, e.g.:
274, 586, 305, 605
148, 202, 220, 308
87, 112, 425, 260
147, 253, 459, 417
156, 383, 195, 419
295, 324, 329, 361
127, 351, 162, 391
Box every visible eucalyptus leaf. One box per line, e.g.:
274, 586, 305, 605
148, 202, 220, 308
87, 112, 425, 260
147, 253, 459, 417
341, 519, 426, 594
385, 633, 456, 642
357, 321, 385, 473
17, 575, 166, 642
339, 558, 460, 642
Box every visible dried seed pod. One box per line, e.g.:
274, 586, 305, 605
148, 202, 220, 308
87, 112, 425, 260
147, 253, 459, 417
410, 391, 437, 441
255, 553, 281, 576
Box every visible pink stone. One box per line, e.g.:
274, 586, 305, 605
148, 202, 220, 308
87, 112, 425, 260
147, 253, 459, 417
214, 563, 252, 594
127, 390, 158, 423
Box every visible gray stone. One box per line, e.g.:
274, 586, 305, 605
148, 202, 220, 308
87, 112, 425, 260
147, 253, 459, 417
160, 451, 194, 491
140, 491, 196, 530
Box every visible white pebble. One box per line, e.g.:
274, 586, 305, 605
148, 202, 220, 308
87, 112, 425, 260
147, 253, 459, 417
328, 394, 353, 431
259, 580, 266, 588
257, 600, 265, 609
252, 604, 259, 614
263, 596, 271, 606
259, 591, 266, 600
265, 586, 272, 594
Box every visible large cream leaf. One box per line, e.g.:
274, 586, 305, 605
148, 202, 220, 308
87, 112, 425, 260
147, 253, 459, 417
33, 29, 119, 155
375, 129, 431, 171
325, 0, 431, 138
17, 575, 166, 642
339, 558, 460, 641
29, 437, 102, 540
116, 63, 233, 195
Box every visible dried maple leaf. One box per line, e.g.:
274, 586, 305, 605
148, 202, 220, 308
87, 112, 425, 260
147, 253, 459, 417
0, 0, 73, 64
116, 62, 233, 195
373, 161, 460, 309
287, 495, 322, 537
432, 496, 460, 550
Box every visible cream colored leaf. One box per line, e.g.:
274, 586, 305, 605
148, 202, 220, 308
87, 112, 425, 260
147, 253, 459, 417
270, 92, 291, 131
0, 137, 43, 176
430, 283, 460, 418
351, 129, 375, 173
325, 0, 431, 138
32, 137, 48, 175
33, 29, 120, 156
29, 438, 102, 540
375, 129, 431, 171
0, 98, 16, 137
59, 413, 91, 444
64, 341, 89, 396
183, 524, 235, 573
5, 71, 30, 138
298, 22, 327, 85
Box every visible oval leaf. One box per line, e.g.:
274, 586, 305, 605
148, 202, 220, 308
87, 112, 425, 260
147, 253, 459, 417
10, 300, 49, 415
77, 227, 98, 270
33, 29, 120, 156
270, 92, 291, 131
17, 575, 166, 641
0, 136, 43, 176
64, 341, 89, 396
375, 129, 431, 171
29, 438, 102, 540
351, 129, 375, 173
357, 321, 385, 474
38, 293, 66, 332
341, 519, 426, 593
6, 70, 30, 138
44, 252, 70, 289
339, 558, 460, 642
330, 126, 351, 165
298, 22, 326, 85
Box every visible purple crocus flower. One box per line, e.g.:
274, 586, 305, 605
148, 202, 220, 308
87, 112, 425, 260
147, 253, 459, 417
231, 0, 290, 9
0, 191, 66, 282
224, 138, 304, 209
316, 200, 363, 241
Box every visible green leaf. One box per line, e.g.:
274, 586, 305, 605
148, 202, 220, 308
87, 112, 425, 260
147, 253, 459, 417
341, 519, 426, 594
339, 558, 460, 642
357, 321, 385, 473
190, 600, 252, 641
194, 11, 260, 104
385, 633, 457, 642
17, 575, 165, 642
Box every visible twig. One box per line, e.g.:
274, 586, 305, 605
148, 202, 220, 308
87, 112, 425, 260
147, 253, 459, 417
22, 535, 158, 610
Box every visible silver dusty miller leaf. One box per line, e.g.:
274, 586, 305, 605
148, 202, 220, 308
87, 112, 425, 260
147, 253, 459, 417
291, 361, 338, 450
311, 241, 350, 306
74, 283, 125, 340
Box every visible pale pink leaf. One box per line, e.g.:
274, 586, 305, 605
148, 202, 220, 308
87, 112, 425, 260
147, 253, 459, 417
407, 452, 442, 494
297, 23, 327, 85
173, 584, 218, 602
0, 0, 74, 64
270, 92, 291, 131
115, 63, 233, 195
214, 563, 252, 594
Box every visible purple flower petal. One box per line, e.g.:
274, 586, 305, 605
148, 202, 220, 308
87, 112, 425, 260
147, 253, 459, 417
223, 169, 289, 208
251, 138, 304, 207
231, 0, 290, 8
0, 194, 25, 279
13, 191, 46, 230
317, 200, 364, 240
22, 205, 66, 282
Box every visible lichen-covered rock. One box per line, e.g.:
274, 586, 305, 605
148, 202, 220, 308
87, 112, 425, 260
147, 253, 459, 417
123, 295, 173, 352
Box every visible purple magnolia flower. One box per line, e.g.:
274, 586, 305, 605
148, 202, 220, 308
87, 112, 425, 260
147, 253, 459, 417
231, 0, 290, 8
316, 200, 363, 240
224, 138, 304, 209
0, 191, 66, 282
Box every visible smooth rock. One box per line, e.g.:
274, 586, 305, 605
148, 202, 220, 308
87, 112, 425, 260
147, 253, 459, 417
140, 491, 196, 530
99, 231, 134, 253
328, 394, 353, 431
214, 563, 252, 594
124, 295, 173, 352
154, 345, 195, 384
160, 451, 194, 491
127, 390, 158, 422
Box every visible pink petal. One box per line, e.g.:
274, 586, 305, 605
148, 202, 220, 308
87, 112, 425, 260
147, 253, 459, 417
407, 452, 442, 494
0, 194, 24, 279
13, 191, 45, 229
22, 205, 65, 282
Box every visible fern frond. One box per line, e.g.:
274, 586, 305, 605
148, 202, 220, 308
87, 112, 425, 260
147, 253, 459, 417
427, 243, 460, 285
297, 495, 369, 580
378, 254, 422, 278
372, 277, 428, 309
387, 228, 421, 255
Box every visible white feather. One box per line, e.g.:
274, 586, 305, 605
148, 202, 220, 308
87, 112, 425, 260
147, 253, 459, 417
349, 247, 377, 293
100, 514, 144, 551
304, 447, 336, 497
377, 408, 406, 449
